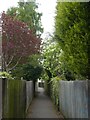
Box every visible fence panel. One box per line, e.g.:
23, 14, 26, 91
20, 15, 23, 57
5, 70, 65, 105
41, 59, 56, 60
59, 80, 88, 118
0, 79, 2, 119
2, 79, 34, 118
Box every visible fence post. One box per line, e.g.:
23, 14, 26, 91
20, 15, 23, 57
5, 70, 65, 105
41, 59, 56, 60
0, 79, 2, 119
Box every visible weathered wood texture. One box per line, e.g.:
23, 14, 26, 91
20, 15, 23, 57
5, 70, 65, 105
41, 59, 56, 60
2, 79, 33, 118
59, 80, 88, 118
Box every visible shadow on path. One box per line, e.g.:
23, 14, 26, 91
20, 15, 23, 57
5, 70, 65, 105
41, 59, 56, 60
26, 87, 64, 119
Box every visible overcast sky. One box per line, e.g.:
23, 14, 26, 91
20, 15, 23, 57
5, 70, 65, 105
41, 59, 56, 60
0, 0, 57, 38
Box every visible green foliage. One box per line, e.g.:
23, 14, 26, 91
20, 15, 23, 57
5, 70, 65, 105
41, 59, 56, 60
42, 38, 62, 79
22, 63, 43, 81
6, 0, 43, 37
11, 54, 43, 81
54, 2, 90, 80
50, 77, 60, 108
0, 71, 13, 79
22, 54, 43, 81
11, 65, 23, 79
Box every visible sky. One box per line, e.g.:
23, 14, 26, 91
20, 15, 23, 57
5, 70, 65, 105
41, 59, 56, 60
0, 0, 57, 38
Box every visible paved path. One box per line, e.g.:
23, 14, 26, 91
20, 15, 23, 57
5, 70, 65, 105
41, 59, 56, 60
26, 87, 64, 119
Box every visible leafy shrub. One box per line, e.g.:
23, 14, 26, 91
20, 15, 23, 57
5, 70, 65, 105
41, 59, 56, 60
0, 72, 13, 79
50, 76, 60, 109
22, 63, 43, 81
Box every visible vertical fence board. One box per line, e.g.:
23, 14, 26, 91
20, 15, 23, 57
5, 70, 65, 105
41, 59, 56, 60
26, 81, 33, 112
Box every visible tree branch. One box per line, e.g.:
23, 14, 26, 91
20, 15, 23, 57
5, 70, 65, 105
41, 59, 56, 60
8, 56, 22, 72
6, 55, 14, 67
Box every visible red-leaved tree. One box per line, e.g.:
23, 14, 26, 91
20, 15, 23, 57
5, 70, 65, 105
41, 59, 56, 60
1, 12, 41, 72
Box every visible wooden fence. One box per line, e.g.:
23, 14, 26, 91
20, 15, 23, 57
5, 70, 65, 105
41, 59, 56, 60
0, 79, 2, 119
59, 80, 88, 118
2, 79, 33, 118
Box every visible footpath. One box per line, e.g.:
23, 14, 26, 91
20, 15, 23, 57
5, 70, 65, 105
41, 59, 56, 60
26, 87, 64, 119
